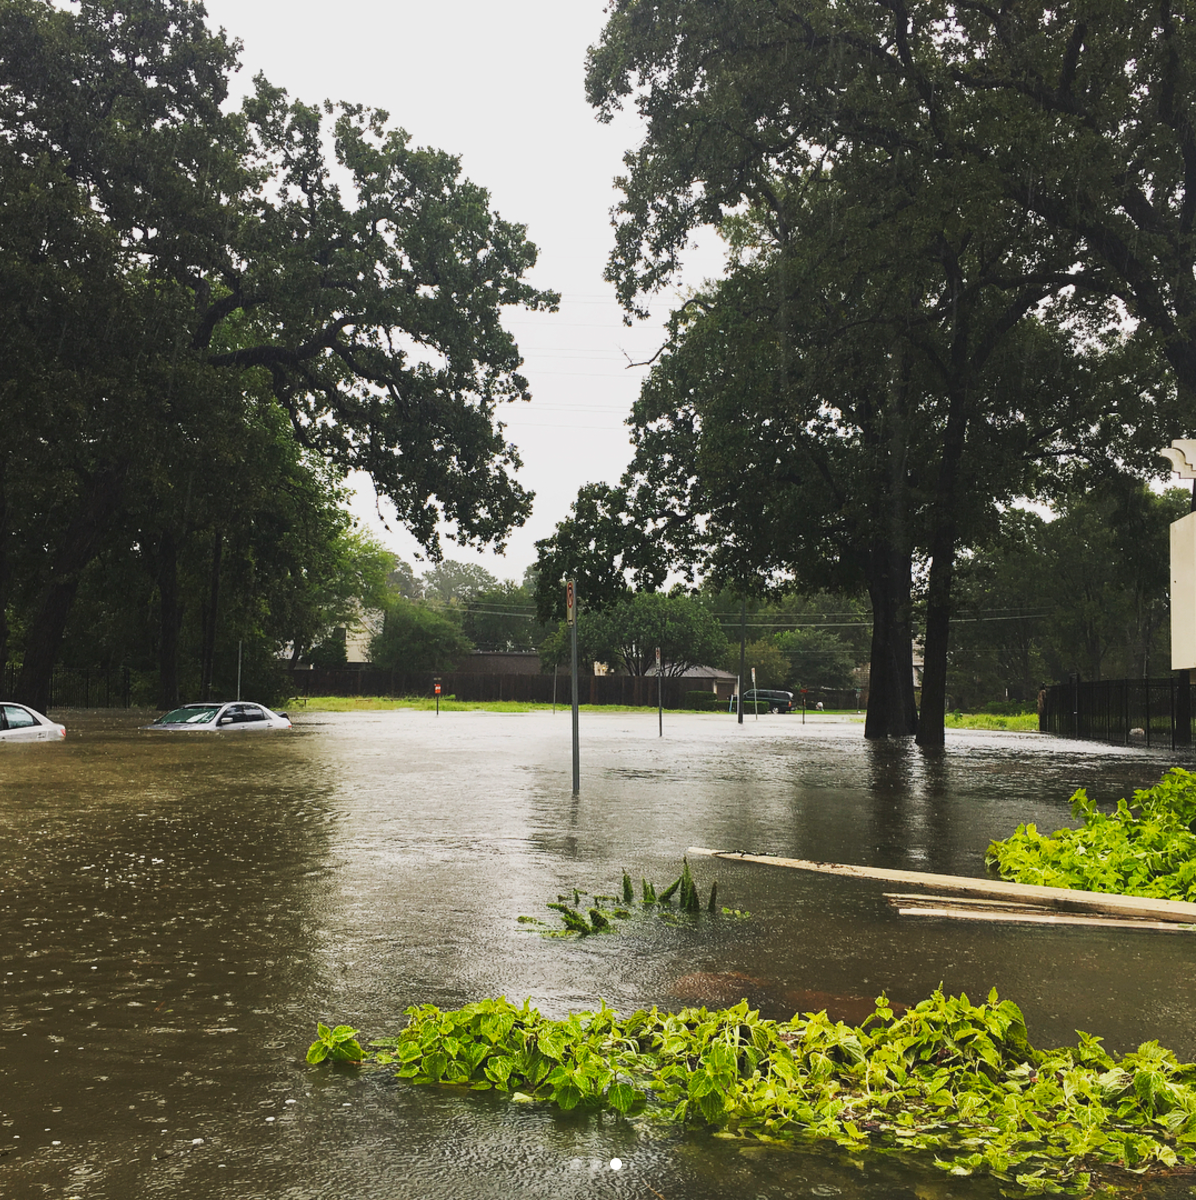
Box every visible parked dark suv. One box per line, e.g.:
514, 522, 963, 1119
739, 688, 795, 713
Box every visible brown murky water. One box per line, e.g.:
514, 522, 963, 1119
1, 710, 1193, 1199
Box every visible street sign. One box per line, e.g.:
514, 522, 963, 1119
566, 579, 576, 626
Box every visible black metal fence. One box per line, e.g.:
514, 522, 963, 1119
1039, 676, 1196, 749
1, 663, 133, 709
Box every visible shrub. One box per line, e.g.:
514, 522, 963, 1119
987, 767, 1196, 900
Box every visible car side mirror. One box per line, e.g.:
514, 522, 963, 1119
217, 715, 234, 725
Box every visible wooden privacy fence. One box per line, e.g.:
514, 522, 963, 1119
1039, 676, 1195, 749
294, 668, 730, 708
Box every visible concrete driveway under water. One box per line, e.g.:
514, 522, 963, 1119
1, 709, 1193, 1199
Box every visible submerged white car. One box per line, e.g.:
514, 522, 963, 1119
0, 702, 67, 742
146, 702, 292, 732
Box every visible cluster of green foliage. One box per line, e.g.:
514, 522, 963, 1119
987, 769, 1196, 901
306, 1022, 366, 1064
698, 588, 868, 693
538, 591, 728, 678
365, 561, 553, 673
947, 489, 1188, 711
315, 988, 1196, 1195
559, 0, 1194, 746
533, 580, 864, 691
520, 861, 728, 936
0, 0, 554, 711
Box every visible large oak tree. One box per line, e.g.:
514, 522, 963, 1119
0, 0, 555, 709
583, 0, 1184, 742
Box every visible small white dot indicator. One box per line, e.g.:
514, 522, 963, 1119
610, 1158, 622, 1171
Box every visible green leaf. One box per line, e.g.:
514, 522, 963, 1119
658, 876, 682, 903
484, 1056, 514, 1088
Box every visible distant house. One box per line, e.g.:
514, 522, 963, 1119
646, 664, 738, 700
345, 606, 383, 665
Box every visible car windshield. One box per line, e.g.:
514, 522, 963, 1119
155, 706, 220, 725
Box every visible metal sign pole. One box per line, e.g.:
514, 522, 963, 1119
567, 580, 579, 794
752, 666, 758, 721
737, 598, 746, 725
656, 645, 663, 737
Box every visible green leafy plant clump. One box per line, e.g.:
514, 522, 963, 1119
987, 767, 1196, 901
306, 1022, 365, 1063
521, 859, 733, 936
317, 988, 1196, 1195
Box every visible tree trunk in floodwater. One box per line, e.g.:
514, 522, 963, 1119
917, 532, 956, 748
15, 466, 127, 712
915, 370, 970, 749
862, 350, 918, 739
864, 541, 918, 739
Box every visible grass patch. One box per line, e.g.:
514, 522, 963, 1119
945, 711, 1039, 732
288, 694, 709, 715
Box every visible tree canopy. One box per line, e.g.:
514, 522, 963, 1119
579, 0, 1187, 742
0, 0, 555, 708
578, 592, 728, 678
367, 597, 472, 675
948, 485, 1189, 708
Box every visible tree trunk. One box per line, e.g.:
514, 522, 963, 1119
917, 536, 955, 747
200, 528, 222, 701
15, 466, 127, 712
156, 530, 183, 710
863, 348, 918, 739
917, 463, 964, 746
915, 308, 971, 747
864, 539, 919, 738
0, 456, 9, 695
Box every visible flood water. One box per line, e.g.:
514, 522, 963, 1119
1, 710, 1194, 1199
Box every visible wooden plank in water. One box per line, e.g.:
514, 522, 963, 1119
885, 893, 1192, 931
687, 847, 1196, 925
891, 905, 1191, 932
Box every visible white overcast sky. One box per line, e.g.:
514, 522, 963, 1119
200, 0, 724, 584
